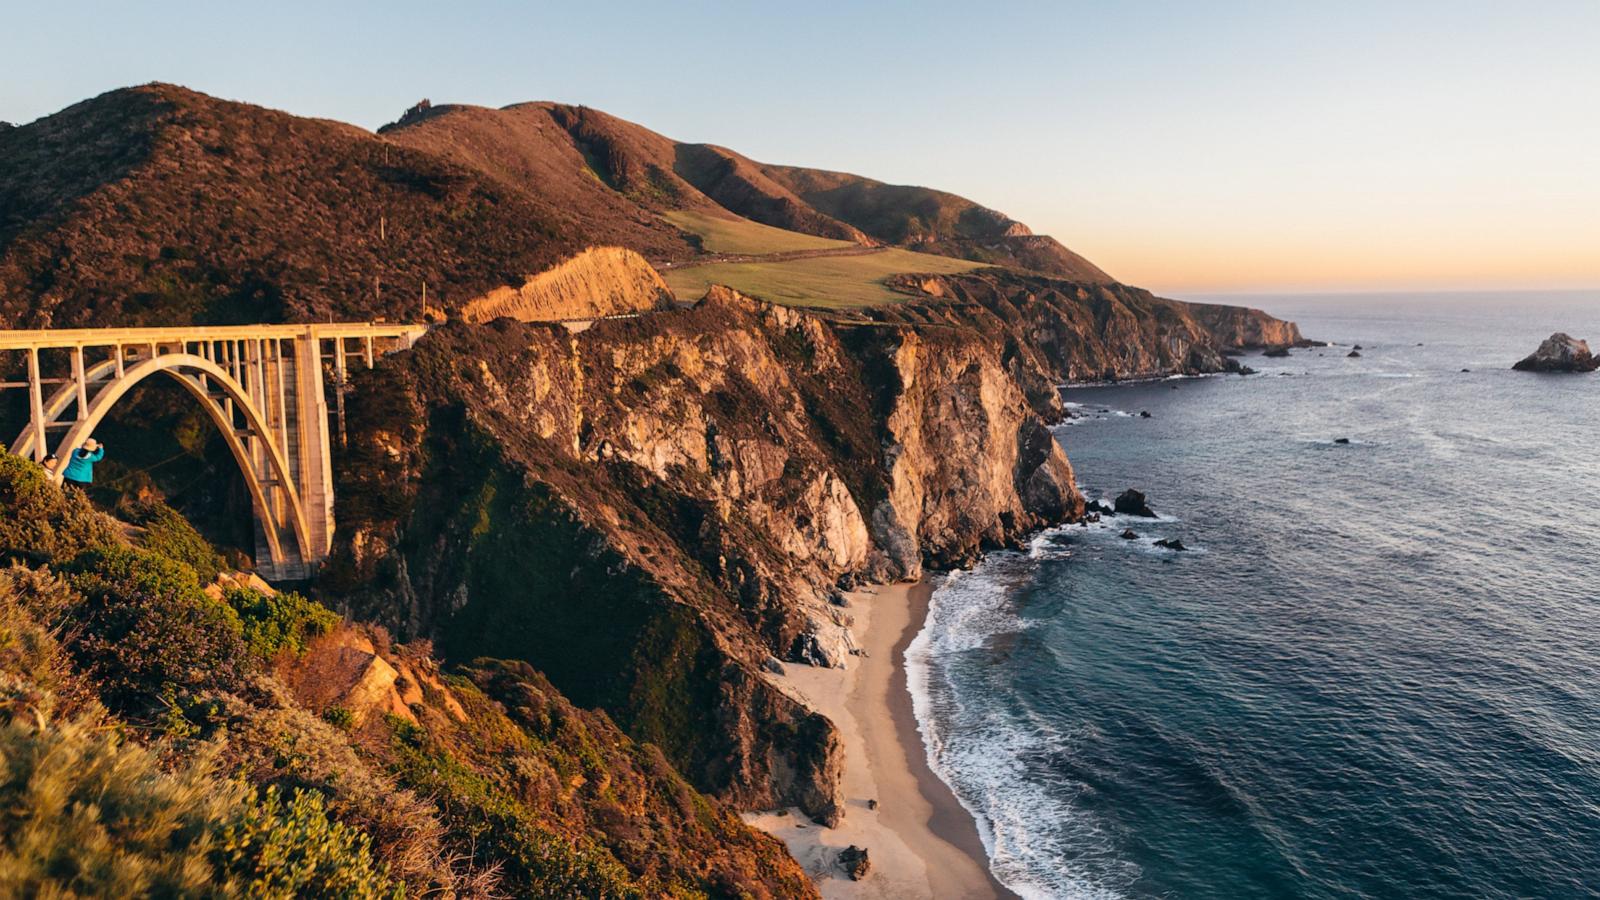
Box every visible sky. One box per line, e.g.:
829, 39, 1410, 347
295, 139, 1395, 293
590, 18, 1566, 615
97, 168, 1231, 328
3, 0, 1597, 295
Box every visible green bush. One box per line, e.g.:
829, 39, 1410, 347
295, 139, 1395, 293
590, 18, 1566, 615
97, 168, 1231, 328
0, 713, 246, 896
219, 699, 462, 895
218, 785, 403, 899
0, 712, 403, 898
0, 452, 119, 565
63, 545, 249, 713
388, 721, 643, 898
225, 586, 341, 660
122, 499, 226, 584
0, 567, 76, 705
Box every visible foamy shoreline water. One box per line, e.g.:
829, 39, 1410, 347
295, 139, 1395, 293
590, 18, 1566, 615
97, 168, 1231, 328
747, 580, 1008, 898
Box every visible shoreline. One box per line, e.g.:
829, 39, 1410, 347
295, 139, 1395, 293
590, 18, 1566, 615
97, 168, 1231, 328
748, 579, 1016, 899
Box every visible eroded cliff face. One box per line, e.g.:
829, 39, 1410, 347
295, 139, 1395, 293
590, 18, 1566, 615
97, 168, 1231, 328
458, 245, 677, 323
323, 287, 1081, 824
882, 270, 1306, 390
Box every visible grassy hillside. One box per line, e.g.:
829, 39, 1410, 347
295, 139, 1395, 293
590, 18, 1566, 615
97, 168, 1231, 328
663, 248, 983, 308
663, 210, 852, 255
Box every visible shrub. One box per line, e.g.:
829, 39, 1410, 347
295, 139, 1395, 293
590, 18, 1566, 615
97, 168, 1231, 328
218, 697, 464, 895
122, 499, 226, 584
323, 704, 355, 730
0, 713, 246, 896
224, 586, 341, 660
217, 785, 403, 899
0, 452, 119, 565
63, 545, 249, 713
0, 567, 76, 705
0, 712, 403, 898
388, 721, 644, 898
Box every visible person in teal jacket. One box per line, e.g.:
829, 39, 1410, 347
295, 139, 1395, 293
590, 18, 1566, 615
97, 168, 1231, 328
61, 438, 104, 488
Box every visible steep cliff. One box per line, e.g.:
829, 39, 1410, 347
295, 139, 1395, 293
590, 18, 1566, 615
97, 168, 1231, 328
323, 288, 1081, 825
879, 270, 1305, 388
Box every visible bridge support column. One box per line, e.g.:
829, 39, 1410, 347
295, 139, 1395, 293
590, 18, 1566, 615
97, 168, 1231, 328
283, 329, 336, 576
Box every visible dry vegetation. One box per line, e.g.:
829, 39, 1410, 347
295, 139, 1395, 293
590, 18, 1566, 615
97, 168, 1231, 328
662, 210, 853, 255
662, 248, 984, 308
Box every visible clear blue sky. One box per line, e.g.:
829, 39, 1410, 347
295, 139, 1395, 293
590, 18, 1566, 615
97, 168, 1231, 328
5, 1, 1597, 293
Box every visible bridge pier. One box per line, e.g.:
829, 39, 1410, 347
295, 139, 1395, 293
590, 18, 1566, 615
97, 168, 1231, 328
1, 323, 425, 581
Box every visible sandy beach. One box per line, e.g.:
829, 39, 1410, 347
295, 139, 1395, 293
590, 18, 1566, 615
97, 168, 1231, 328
749, 580, 1016, 899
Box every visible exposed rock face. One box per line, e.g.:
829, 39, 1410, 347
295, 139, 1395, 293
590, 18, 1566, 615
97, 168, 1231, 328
1513, 333, 1597, 372
1114, 488, 1157, 518
1188, 301, 1308, 350
877, 271, 1305, 393
326, 287, 1081, 825
459, 246, 676, 323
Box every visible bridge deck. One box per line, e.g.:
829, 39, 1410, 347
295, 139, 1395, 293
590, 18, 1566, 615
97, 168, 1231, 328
0, 322, 426, 351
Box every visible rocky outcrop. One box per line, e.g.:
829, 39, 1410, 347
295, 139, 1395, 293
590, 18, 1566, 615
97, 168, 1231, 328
459, 246, 676, 323
325, 287, 1080, 826
1188, 301, 1308, 350
1513, 333, 1597, 372
875, 270, 1304, 397
1114, 488, 1157, 518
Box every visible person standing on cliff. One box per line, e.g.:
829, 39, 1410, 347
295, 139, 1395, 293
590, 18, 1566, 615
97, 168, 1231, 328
61, 438, 104, 490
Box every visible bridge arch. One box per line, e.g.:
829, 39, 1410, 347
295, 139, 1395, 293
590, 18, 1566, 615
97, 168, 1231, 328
3, 323, 425, 580
53, 353, 315, 575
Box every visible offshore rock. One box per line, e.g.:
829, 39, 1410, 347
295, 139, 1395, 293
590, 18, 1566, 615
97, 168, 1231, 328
1513, 333, 1598, 372
1114, 488, 1158, 518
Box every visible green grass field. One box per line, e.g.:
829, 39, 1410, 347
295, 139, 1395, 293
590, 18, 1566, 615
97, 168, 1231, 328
662, 248, 983, 308
662, 210, 853, 255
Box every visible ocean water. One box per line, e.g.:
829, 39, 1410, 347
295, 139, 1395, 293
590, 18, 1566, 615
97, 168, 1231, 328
909, 291, 1600, 899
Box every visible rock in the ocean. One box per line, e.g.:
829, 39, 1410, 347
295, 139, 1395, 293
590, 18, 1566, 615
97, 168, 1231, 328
1114, 488, 1158, 518
1513, 333, 1598, 372
1347, 350, 1362, 358
1120, 528, 1140, 540
1352, 344, 1364, 350
1139, 410, 1152, 418
1264, 347, 1291, 358
1153, 538, 1188, 551
1333, 437, 1351, 444
839, 846, 872, 880
1085, 499, 1115, 515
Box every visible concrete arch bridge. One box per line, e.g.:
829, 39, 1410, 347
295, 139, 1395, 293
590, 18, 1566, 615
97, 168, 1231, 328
1, 323, 426, 579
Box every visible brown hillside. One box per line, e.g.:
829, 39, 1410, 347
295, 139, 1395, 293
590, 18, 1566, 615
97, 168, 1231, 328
2, 85, 1118, 329
0, 84, 602, 328
760, 164, 1116, 282
381, 100, 1113, 279
384, 102, 872, 245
